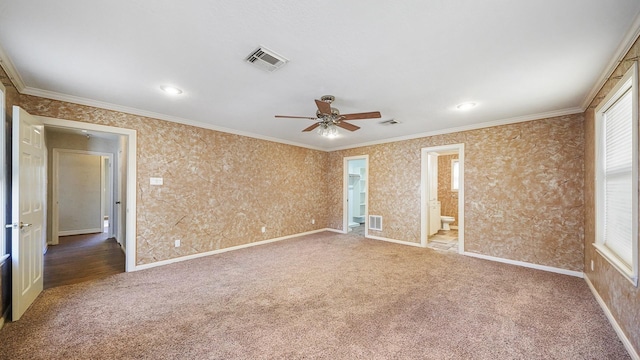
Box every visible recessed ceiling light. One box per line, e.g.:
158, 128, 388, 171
160, 85, 183, 95
456, 102, 477, 110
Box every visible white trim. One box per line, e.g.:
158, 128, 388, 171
343, 155, 369, 236
581, 12, 640, 111
594, 63, 639, 287
326, 228, 346, 234
20, 87, 326, 152
365, 234, 424, 248
0, 43, 26, 92
0, 306, 9, 331
38, 117, 138, 272
420, 144, 465, 253
327, 108, 582, 152
463, 251, 584, 278
58, 229, 103, 236
0, 40, 584, 155
52, 149, 113, 245
134, 228, 331, 271
0, 80, 5, 259
584, 275, 640, 360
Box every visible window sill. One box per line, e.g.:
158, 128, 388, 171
593, 243, 638, 287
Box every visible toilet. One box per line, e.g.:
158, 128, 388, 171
440, 216, 455, 231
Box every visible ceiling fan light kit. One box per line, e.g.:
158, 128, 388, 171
317, 123, 339, 138
275, 95, 382, 138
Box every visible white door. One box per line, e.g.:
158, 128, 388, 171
10, 106, 45, 321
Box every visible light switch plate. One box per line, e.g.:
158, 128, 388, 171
150, 177, 163, 185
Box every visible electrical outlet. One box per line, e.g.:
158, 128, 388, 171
590, 260, 594, 271
174, 239, 181, 247
261, 226, 266, 233
312, 219, 315, 225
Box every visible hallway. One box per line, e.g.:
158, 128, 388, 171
44, 232, 125, 289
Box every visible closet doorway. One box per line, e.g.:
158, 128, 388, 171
343, 155, 369, 236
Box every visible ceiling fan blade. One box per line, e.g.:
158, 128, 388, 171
336, 121, 360, 131
340, 111, 382, 120
275, 115, 318, 120
315, 99, 332, 115
302, 123, 321, 132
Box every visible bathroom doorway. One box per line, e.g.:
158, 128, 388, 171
343, 155, 368, 236
420, 144, 464, 252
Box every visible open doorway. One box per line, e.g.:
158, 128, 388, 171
38, 117, 137, 274
45, 129, 123, 288
421, 144, 464, 252
343, 155, 369, 236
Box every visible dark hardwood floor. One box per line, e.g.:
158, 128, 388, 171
44, 231, 125, 289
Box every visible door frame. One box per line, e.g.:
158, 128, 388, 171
51, 149, 114, 243
0, 81, 7, 266
420, 144, 465, 251
343, 155, 369, 235
39, 117, 137, 272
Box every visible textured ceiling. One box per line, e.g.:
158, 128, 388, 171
1, 1, 640, 150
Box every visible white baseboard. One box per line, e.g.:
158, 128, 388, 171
584, 275, 640, 360
365, 234, 424, 247
450, 225, 459, 230
462, 251, 584, 278
0, 306, 9, 330
134, 228, 331, 271
326, 228, 346, 234
58, 228, 102, 236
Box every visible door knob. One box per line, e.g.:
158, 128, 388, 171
19, 222, 32, 229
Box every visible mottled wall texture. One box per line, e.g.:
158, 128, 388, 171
438, 154, 459, 226
0, 67, 329, 266
328, 114, 585, 272
583, 37, 640, 355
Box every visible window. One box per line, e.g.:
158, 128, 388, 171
451, 159, 459, 191
595, 62, 639, 286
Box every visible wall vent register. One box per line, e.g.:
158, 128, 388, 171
369, 215, 382, 231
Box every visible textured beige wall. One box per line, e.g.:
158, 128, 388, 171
10, 89, 329, 265
329, 115, 585, 271
583, 37, 640, 355
438, 154, 459, 226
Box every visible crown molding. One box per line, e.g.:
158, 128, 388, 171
19, 86, 326, 151
0, 43, 26, 92
581, 11, 640, 111
326, 107, 584, 152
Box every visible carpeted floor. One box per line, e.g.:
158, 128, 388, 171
0, 231, 630, 359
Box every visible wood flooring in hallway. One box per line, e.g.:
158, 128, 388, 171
44, 232, 125, 289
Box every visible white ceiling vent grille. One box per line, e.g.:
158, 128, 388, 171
380, 119, 400, 125
369, 215, 382, 231
245, 46, 289, 72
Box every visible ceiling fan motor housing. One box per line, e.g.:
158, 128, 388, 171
316, 108, 340, 118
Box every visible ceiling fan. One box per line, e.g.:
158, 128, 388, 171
275, 95, 381, 136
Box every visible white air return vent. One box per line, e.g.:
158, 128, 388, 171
369, 215, 382, 231
245, 46, 289, 72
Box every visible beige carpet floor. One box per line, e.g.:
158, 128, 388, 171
0, 231, 629, 359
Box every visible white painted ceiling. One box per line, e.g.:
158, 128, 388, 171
1, 1, 640, 150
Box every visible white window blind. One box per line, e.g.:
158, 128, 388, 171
602, 88, 633, 266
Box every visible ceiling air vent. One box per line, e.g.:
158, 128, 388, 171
380, 119, 400, 125
245, 46, 289, 72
